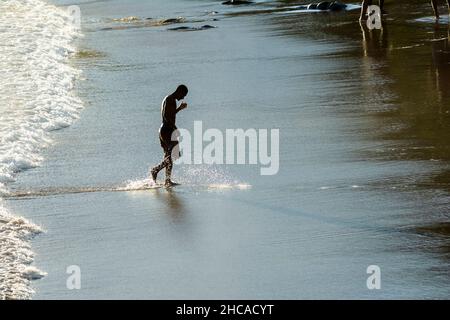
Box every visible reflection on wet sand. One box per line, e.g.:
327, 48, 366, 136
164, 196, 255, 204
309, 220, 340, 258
373, 19, 450, 168
359, 19, 388, 58
431, 23, 450, 106
358, 20, 390, 114
426, 22, 450, 192
268, 0, 450, 264
155, 188, 186, 222
357, 11, 450, 256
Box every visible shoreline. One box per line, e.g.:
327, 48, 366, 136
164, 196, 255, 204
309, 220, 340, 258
2, 0, 450, 299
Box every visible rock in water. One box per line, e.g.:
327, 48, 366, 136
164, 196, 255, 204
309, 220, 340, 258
329, 1, 347, 11
222, 0, 253, 5
316, 2, 331, 10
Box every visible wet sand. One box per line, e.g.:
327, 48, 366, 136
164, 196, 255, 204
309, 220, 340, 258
5, 0, 450, 298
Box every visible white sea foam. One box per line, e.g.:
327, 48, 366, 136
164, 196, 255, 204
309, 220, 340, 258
177, 165, 251, 190
0, 204, 45, 300
122, 178, 158, 190
0, 0, 83, 187
121, 166, 251, 191
0, 0, 83, 299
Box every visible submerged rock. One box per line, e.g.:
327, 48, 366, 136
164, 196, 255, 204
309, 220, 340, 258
168, 25, 216, 31
304, 1, 347, 11
222, 0, 253, 5
160, 17, 186, 25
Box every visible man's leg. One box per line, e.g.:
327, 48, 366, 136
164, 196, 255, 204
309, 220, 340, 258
164, 141, 180, 186
151, 147, 172, 182
447, 0, 450, 15
432, 0, 439, 19
164, 149, 173, 185
360, 0, 370, 21
151, 128, 179, 185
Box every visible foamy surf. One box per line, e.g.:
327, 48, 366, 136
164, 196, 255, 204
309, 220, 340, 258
0, 0, 83, 186
0, 205, 45, 300
0, 0, 83, 299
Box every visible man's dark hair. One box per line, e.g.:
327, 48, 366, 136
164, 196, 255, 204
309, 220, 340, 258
176, 84, 188, 95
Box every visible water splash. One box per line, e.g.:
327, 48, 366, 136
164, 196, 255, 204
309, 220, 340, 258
177, 165, 251, 189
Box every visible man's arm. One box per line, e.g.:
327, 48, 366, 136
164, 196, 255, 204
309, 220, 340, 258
176, 102, 188, 113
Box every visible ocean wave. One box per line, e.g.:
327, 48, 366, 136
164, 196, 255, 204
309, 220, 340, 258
0, 0, 83, 299
0, 204, 44, 300
0, 0, 83, 185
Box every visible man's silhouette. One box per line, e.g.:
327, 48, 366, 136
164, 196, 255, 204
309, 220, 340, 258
150, 85, 188, 187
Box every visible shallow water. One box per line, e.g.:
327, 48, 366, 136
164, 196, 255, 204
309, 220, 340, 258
1, 0, 450, 299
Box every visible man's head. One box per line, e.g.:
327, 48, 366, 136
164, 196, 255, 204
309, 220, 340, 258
174, 84, 188, 100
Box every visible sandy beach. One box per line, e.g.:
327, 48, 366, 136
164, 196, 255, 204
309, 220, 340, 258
1, 0, 449, 299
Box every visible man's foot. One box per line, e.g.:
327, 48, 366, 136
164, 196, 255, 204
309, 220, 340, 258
164, 179, 177, 187
150, 168, 158, 183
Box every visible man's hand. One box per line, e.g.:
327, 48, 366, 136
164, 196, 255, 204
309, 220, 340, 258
178, 102, 188, 112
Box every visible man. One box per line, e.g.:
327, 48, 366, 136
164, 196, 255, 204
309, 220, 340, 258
360, 0, 384, 21
361, 1, 450, 20
431, 0, 450, 19
150, 85, 188, 187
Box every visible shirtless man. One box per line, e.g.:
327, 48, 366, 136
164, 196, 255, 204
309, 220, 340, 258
150, 85, 188, 187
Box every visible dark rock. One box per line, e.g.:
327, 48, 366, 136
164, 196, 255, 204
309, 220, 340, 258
168, 25, 216, 31
222, 1, 253, 5
316, 2, 331, 10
